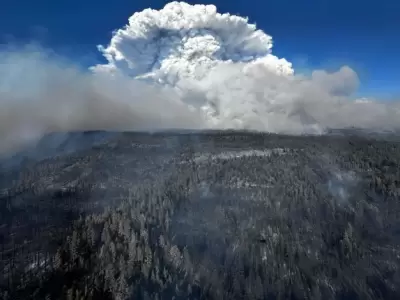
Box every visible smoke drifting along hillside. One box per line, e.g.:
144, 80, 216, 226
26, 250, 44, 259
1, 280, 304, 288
0, 47, 204, 155
1, 1, 400, 155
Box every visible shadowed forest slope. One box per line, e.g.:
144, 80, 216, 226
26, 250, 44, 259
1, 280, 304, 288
1, 131, 400, 300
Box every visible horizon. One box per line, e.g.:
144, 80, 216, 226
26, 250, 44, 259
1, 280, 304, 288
1, 1, 400, 155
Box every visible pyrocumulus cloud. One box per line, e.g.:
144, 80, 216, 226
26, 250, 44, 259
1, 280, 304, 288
1, 1, 400, 155
92, 1, 400, 133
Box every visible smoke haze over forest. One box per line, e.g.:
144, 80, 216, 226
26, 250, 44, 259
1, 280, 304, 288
1, 2, 399, 155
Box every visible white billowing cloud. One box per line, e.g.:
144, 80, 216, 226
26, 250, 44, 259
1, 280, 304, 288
92, 1, 400, 134
1, 2, 400, 155
92, 1, 293, 80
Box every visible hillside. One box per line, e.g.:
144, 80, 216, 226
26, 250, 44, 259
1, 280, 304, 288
1, 131, 400, 300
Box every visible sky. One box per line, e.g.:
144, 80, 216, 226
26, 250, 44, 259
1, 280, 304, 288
1, 0, 399, 98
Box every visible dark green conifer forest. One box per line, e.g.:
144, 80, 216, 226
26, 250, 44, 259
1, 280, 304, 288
1, 130, 400, 299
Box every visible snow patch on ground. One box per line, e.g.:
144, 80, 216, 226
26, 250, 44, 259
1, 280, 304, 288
193, 148, 286, 163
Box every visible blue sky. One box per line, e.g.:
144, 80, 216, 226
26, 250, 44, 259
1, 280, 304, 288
1, 0, 399, 98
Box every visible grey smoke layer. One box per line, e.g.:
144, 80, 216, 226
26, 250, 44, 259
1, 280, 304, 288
0, 47, 203, 155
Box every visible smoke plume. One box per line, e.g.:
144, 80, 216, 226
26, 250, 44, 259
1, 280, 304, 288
93, 1, 400, 133
1, 1, 400, 155
0, 45, 204, 155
